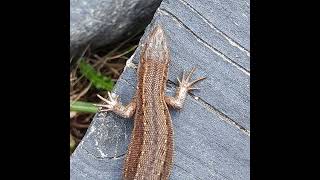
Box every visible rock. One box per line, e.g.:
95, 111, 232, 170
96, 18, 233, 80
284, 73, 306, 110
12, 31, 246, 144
70, 0, 162, 58
70, 0, 250, 179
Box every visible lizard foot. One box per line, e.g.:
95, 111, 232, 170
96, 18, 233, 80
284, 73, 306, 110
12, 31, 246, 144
177, 67, 206, 91
94, 92, 119, 112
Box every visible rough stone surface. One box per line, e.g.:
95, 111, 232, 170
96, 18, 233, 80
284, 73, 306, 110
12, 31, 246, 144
70, 0, 162, 58
70, 0, 250, 179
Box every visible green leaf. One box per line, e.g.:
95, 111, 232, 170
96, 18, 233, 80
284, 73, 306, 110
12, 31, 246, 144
79, 59, 114, 91
70, 101, 98, 113
70, 134, 76, 154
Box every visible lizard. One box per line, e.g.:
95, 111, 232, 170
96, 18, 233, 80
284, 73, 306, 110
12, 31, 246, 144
94, 25, 205, 180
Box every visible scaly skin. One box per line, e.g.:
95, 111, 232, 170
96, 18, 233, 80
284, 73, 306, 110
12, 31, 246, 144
95, 25, 205, 180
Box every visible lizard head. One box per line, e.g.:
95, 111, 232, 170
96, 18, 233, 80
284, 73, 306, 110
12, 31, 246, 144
140, 25, 170, 66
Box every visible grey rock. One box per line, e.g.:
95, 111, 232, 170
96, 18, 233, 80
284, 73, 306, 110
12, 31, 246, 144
70, 0, 250, 179
70, 0, 163, 58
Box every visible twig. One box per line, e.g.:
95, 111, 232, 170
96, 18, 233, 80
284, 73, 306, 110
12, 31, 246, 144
71, 82, 92, 102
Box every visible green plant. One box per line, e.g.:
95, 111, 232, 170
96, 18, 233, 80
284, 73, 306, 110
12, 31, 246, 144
70, 101, 98, 113
79, 59, 114, 91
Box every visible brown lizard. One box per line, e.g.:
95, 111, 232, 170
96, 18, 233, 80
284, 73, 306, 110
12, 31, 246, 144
94, 25, 205, 180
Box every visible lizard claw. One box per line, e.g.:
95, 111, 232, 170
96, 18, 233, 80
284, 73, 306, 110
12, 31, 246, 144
178, 67, 206, 91
94, 92, 119, 112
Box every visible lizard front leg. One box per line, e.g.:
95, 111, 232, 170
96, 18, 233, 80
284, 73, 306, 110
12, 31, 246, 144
165, 67, 205, 109
94, 92, 136, 119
